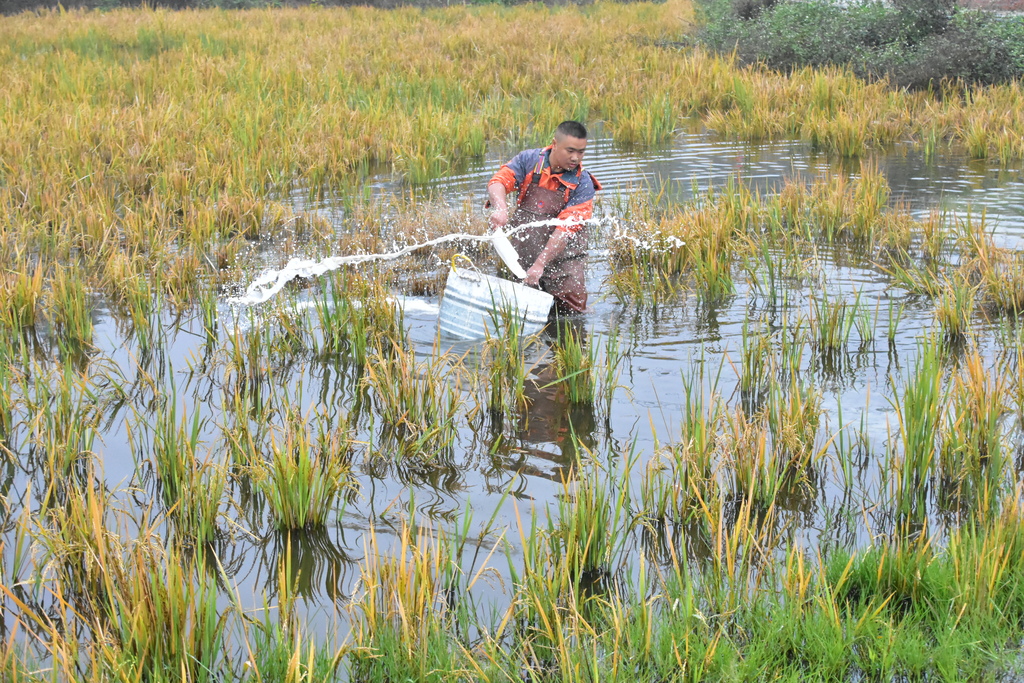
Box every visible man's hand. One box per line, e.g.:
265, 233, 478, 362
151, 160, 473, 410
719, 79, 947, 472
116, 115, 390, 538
487, 182, 510, 232
523, 262, 544, 287
489, 208, 509, 232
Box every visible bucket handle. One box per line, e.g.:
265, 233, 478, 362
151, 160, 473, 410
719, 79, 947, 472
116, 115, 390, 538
450, 254, 482, 281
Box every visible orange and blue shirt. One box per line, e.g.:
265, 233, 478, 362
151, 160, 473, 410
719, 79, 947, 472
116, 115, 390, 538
488, 146, 601, 234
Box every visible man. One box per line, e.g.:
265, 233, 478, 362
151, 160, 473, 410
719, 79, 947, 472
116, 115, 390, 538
487, 120, 601, 315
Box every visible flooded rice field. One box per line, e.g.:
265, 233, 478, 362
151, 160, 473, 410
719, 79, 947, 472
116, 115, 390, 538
5, 131, 1024, 679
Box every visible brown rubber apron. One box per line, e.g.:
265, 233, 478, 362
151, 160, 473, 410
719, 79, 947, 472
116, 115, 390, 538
507, 152, 588, 313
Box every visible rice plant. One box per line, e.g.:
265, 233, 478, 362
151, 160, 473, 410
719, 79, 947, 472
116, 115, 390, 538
891, 335, 945, 518
548, 461, 632, 580
348, 521, 467, 681
767, 375, 823, 470
739, 322, 772, 411
939, 351, 1007, 513
362, 342, 460, 458
481, 303, 536, 420
887, 299, 905, 347
935, 275, 976, 345
724, 407, 780, 507
552, 327, 598, 407
597, 328, 626, 418
314, 273, 404, 367
808, 290, 858, 355
47, 265, 93, 350
25, 361, 100, 498
9, 484, 227, 682
151, 392, 203, 505
258, 409, 353, 530
247, 616, 342, 683
0, 264, 43, 331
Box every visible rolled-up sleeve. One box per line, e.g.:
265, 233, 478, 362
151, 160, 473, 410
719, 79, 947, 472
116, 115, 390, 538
489, 165, 519, 194
488, 149, 536, 194
556, 171, 600, 234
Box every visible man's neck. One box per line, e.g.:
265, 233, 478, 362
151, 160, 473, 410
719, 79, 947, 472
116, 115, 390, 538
546, 153, 565, 175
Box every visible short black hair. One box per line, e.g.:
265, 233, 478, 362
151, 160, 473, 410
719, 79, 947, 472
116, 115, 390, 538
555, 120, 588, 140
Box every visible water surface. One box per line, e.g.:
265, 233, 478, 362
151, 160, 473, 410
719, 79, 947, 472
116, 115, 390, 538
5, 130, 1024, 639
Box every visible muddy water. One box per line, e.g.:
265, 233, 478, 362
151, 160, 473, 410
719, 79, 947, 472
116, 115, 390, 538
5, 132, 1024, 638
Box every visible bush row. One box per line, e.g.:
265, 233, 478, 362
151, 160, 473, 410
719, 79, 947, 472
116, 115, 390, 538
698, 0, 1024, 88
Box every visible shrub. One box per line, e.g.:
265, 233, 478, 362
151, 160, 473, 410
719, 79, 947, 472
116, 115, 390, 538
698, 0, 1024, 88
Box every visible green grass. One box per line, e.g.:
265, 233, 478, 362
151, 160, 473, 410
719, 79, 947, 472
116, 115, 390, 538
259, 408, 353, 530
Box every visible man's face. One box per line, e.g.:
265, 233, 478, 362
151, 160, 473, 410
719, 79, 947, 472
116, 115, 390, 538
549, 134, 587, 173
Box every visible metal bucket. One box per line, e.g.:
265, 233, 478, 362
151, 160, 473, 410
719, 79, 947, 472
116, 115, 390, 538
438, 265, 553, 340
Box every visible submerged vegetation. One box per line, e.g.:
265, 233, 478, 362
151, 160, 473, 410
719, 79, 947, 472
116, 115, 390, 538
4, 0, 1024, 680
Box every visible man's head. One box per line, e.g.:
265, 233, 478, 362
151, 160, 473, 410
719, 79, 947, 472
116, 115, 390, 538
549, 121, 588, 174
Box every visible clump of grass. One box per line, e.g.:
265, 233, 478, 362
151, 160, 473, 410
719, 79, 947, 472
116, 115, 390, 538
348, 521, 466, 681
641, 361, 724, 525
258, 408, 353, 530
883, 299, 906, 349
47, 265, 93, 350
97, 546, 226, 682
935, 274, 976, 344
739, 322, 772, 411
808, 290, 858, 355
596, 328, 626, 418
314, 273, 405, 367
14, 483, 227, 682
939, 351, 1006, 512
145, 390, 225, 543
103, 250, 159, 353
891, 335, 945, 517
767, 375, 823, 470
552, 328, 597, 407
504, 459, 634, 663
481, 304, 536, 421
724, 406, 779, 507
549, 463, 632, 580
853, 297, 875, 347
920, 209, 948, 262
198, 286, 219, 348
25, 361, 100, 498
150, 392, 202, 505
173, 460, 227, 545
363, 342, 460, 458
679, 362, 722, 482
0, 354, 12, 445
247, 616, 342, 683
0, 263, 43, 331
221, 387, 269, 470
979, 253, 1024, 317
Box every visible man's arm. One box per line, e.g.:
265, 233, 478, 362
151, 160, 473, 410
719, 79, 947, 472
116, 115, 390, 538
523, 231, 570, 286
488, 182, 510, 231
523, 171, 598, 286
487, 150, 534, 232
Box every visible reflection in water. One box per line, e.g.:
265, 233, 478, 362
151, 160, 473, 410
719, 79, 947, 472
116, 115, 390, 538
259, 528, 357, 603
477, 325, 600, 492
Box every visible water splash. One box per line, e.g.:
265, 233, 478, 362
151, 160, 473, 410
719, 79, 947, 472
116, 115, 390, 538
228, 218, 604, 306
